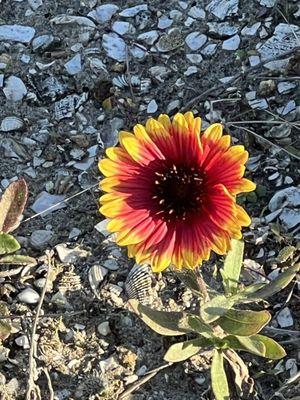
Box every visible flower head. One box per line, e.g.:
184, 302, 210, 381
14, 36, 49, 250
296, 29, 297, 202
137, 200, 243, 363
99, 112, 255, 272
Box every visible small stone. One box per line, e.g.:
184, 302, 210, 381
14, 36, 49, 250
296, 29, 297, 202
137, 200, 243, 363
15, 335, 30, 349
149, 65, 171, 82
87, 4, 119, 23
156, 28, 183, 52
268, 172, 280, 181
0, 116, 24, 132
185, 32, 207, 51
147, 99, 158, 113
206, 0, 239, 20
277, 100, 296, 116
65, 54, 82, 75
30, 230, 54, 249
277, 81, 297, 94
207, 22, 239, 38
158, 16, 173, 30
257, 23, 300, 61
137, 30, 159, 45
28, 0, 42, 10
18, 288, 40, 304
32, 34, 54, 52
279, 209, 300, 230
31, 191, 66, 216
103, 259, 119, 271
201, 43, 217, 56
112, 21, 136, 36
249, 55, 260, 66
241, 22, 261, 36
188, 6, 205, 19
69, 228, 81, 239
119, 4, 148, 17
256, 0, 276, 6
56, 244, 89, 264
102, 33, 126, 61
0, 25, 35, 43
97, 321, 111, 336
277, 307, 293, 328
186, 53, 203, 64
222, 34, 240, 50
184, 66, 198, 76
3, 76, 27, 102
248, 98, 268, 110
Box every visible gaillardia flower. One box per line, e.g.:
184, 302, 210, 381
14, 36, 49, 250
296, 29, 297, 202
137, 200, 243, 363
99, 112, 255, 272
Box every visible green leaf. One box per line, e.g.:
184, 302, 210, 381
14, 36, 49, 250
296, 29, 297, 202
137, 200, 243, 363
224, 335, 266, 357
211, 350, 230, 400
200, 295, 236, 323
0, 178, 28, 233
0, 233, 20, 255
164, 337, 211, 362
218, 309, 271, 336
224, 335, 286, 359
174, 269, 201, 295
250, 335, 286, 360
247, 263, 300, 301
128, 299, 192, 336
0, 255, 36, 265
187, 315, 214, 335
222, 239, 244, 294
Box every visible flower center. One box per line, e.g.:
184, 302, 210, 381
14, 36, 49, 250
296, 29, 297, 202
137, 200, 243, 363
152, 164, 204, 222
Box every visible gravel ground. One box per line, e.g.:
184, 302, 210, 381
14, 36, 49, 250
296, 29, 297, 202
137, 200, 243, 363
0, 0, 300, 399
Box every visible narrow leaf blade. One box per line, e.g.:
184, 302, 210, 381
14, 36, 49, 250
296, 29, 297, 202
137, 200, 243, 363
128, 299, 192, 336
0, 255, 37, 265
211, 350, 230, 400
0, 233, 20, 255
164, 337, 211, 363
222, 239, 244, 294
247, 263, 300, 300
218, 309, 271, 336
0, 178, 28, 233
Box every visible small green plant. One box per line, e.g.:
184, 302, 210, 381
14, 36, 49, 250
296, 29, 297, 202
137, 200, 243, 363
129, 240, 300, 399
0, 178, 36, 340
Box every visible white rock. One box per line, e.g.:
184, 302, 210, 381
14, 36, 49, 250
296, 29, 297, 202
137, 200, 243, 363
178, 1, 188, 10
284, 176, 293, 185
130, 45, 146, 59
0, 116, 24, 132
3, 76, 27, 102
279, 209, 300, 230
258, 23, 300, 61
188, 6, 205, 19
97, 321, 111, 336
222, 34, 240, 50
167, 99, 180, 113
64, 54, 82, 75
158, 16, 173, 29
112, 21, 136, 36
170, 10, 183, 21
137, 30, 159, 45
30, 230, 53, 249
102, 33, 126, 61
0, 75, 3, 88
184, 17, 195, 27
87, 4, 119, 23
184, 66, 198, 76
15, 335, 30, 349
186, 53, 203, 64
256, 0, 276, 6
28, 0, 42, 10
277, 100, 296, 116
147, 99, 158, 114
207, 22, 239, 37
248, 98, 268, 110
185, 32, 207, 50
50, 15, 96, 28
119, 4, 148, 17
103, 259, 119, 271
56, 244, 89, 264
206, 0, 239, 20
277, 81, 297, 94
249, 55, 260, 66
201, 43, 217, 56
241, 22, 261, 36
18, 288, 40, 304
277, 307, 293, 328
269, 186, 300, 212
31, 191, 66, 216
32, 34, 54, 52
0, 25, 35, 43
149, 65, 170, 82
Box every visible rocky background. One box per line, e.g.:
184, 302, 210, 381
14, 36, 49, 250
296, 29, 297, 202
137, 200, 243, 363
0, 0, 300, 399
